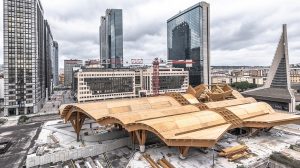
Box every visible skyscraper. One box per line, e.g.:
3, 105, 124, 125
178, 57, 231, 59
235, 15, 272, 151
3, 0, 57, 116
167, 2, 210, 86
53, 41, 59, 86
99, 9, 123, 68
3, 0, 46, 115
44, 20, 53, 99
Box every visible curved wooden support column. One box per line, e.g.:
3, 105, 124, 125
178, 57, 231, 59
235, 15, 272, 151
135, 130, 147, 152
70, 112, 85, 142
178, 146, 190, 159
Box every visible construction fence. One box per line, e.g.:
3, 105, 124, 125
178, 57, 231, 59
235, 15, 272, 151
26, 137, 131, 167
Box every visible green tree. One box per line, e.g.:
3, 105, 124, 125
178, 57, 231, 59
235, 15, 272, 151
296, 104, 300, 111
230, 81, 257, 91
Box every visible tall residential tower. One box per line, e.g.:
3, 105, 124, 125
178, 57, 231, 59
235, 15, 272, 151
3, 0, 57, 116
3, 0, 46, 115
167, 2, 210, 86
99, 9, 123, 68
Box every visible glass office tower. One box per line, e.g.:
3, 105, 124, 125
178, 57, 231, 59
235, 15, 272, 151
167, 2, 210, 86
99, 9, 123, 68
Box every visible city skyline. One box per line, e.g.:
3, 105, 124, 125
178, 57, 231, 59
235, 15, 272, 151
1, 0, 300, 68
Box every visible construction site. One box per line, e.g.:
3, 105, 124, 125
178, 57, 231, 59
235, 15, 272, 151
20, 24, 300, 168
21, 83, 300, 168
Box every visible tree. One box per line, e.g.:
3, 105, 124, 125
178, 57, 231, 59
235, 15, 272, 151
230, 81, 257, 91
296, 104, 300, 111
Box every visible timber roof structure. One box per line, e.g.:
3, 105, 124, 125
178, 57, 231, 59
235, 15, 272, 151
60, 84, 300, 158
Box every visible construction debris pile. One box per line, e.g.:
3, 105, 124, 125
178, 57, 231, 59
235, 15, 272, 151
218, 145, 249, 161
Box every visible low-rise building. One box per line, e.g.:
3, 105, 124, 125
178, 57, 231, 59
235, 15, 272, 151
290, 68, 300, 83
212, 67, 300, 87
211, 70, 267, 86
73, 67, 189, 102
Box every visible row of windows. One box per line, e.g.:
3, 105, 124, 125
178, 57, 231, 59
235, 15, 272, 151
7, 51, 34, 55
79, 87, 88, 90
8, 90, 32, 95
8, 64, 34, 68
8, 28, 34, 33
79, 91, 90, 94
6, 4, 33, 9
7, 44, 29, 47
7, 39, 34, 43
79, 93, 133, 100
8, 100, 33, 106
79, 73, 134, 77
6, 85, 34, 90
8, 78, 33, 83
6, 17, 33, 22
6, 12, 34, 18
6, 24, 33, 29
6, 32, 35, 36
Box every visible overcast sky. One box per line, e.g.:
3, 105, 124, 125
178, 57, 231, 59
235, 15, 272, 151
1, 0, 300, 69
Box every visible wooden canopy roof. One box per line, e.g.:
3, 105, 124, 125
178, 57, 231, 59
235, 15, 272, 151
59, 90, 300, 148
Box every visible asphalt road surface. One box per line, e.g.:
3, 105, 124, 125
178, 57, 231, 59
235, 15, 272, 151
0, 123, 42, 168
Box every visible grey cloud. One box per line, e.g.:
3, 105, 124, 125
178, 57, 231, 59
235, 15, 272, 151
1, 0, 300, 68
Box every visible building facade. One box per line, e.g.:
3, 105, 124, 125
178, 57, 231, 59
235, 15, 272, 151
53, 41, 59, 86
64, 60, 83, 87
3, 0, 47, 115
211, 68, 268, 86
85, 59, 100, 68
290, 68, 300, 83
73, 67, 189, 103
44, 20, 53, 99
0, 77, 4, 100
59, 73, 64, 85
167, 2, 210, 86
99, 9, 123, 68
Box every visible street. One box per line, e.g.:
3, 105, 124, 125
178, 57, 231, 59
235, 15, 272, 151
38, 90, 74, 114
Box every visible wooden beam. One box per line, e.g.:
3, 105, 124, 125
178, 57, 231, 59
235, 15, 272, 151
134, 130, 147, 145
73, 112, 86, 142
134, 130, 142, 145
130, 132, 135, 144
141, 130, 147, 145
70, 119, 76, 130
